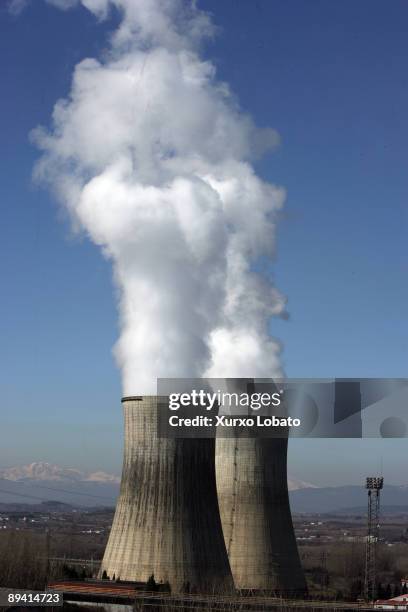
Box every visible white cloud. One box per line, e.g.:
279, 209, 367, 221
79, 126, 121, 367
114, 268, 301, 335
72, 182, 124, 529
8, 0, 30, 16
46, 0, 79, 10
32, 0, 286, 393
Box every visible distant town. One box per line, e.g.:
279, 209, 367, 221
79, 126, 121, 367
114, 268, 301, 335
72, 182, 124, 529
1, 497, 408, 603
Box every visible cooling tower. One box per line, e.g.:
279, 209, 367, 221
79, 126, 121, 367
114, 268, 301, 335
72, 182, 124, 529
216, 425, 306, 594
100, 396, 233, 593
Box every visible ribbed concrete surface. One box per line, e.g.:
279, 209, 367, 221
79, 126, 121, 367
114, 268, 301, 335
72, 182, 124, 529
216, 435, 307, 595
100, 396, 233, 593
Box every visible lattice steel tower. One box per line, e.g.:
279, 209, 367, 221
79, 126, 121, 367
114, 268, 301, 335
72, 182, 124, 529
364, 476, 383, 601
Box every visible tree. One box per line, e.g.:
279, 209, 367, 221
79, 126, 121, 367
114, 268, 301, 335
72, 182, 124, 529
146, 574, 157, 591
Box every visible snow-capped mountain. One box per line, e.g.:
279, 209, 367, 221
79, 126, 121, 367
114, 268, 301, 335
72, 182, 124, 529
0, 462, 120, 484
0, 462, 312, 490
1, 463, 407, 514
287, 478, 317, 491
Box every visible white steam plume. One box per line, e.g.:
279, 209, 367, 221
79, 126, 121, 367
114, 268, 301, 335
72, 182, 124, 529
32, 0, 287, 394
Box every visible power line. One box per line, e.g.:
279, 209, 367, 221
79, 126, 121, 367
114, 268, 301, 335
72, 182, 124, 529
0, 483, 116, 503
28, 483, 115, 501
0, 487, 50, 502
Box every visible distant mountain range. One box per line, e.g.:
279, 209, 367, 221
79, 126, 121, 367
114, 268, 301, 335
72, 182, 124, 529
0, 462, 119, 484
0, 463, 407, 514
288, 478, 317, 491
0, 462, 312, 490
0, 463, 120, 508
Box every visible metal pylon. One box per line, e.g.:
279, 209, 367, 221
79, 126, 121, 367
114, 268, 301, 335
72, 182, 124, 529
364, 477, 383, 601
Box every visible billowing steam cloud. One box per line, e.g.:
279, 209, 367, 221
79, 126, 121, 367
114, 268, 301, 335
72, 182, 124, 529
31, 0, 287, 394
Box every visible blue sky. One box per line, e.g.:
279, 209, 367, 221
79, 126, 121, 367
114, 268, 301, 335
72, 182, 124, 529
0, 0, 407, 484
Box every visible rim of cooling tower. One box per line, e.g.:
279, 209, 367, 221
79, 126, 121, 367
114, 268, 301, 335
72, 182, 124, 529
121, 396, 144, 402
121, 395, 169, 402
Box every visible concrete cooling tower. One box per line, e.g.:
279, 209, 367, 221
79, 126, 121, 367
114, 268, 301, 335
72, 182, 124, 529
216, 434, 307, 595
100, 396, 233, 593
